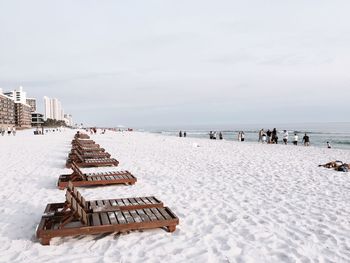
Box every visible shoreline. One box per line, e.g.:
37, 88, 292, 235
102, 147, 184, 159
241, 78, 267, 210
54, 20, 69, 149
147, 129, 350, 151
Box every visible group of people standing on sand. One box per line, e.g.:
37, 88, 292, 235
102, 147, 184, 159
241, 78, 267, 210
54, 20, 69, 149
237, 131, 245, 141
88, 128, 107, 135
258, 128, 311, 146
179, 130, 187, 138
0, 126, 16, 136
209, 131, 223, 140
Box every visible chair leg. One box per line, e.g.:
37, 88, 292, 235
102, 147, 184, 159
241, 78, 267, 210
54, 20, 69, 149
167, 225, 176, 232
40, 237, 51, 245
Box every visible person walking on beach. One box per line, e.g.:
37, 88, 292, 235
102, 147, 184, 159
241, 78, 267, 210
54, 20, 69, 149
238, 131, 241, 141
213, 131, 217, 140
258, 129, 264, 142
184, 131, 187, 138
302, 133, 310, 146
272, 128, 277, 144
241, 131, 245, 142
293, 133, 298, 145
12, 127, 16, 136
327, 141, 332, 149
0, 127, 4, 136
266, 129, 272, 143
283, 130, 288, 145
219, 132, 223, 140
7, 126, 11, 136
262, 132, 267, 143
179, 131, 183, 137
209, 131, 213, 139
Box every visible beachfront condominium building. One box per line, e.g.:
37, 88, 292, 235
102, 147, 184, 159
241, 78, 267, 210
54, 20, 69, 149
44, 96, 65, 121
26, 98, 37, 112
0, 92, 16, 128
14, 102, 32, 128
1, 86, 32, 128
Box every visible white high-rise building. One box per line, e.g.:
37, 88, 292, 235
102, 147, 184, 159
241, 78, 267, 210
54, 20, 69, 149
53, 98, 60, 120
43, 96, 66, 121
4, 86, 27, 104
44, 96, 52, 120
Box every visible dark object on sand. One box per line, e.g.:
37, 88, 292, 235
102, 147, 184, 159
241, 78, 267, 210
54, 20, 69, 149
318, 161, 349, 172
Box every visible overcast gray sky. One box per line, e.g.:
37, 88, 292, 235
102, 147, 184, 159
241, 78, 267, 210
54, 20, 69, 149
0, 0, 349, 128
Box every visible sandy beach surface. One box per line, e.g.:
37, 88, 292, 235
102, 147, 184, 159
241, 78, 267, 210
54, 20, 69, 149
1, 129, 350, 263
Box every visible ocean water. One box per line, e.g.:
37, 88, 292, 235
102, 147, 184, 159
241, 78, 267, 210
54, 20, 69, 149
147, 123, 350, 150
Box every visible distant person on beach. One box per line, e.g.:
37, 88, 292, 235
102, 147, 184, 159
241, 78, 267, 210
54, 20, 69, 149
302, 133, 310, 146
327, 142, 332, 149
293, 134, 298, 145
272, 128, 277, 143
1, 127, 4, 136
12, 127, 16, 136
213, 131, 217, 140
241, 131, 245, 142
258, 129, 264, 142
209, 131, 213, 139
283, 130, 288, 145
179, 131, 182, 137
184, 131, 186, 138
219, 132, 223, 140
262, 132, 267, 143
7, 126, 11, 136
238, 131, 241, 141
266, 129, 272, 143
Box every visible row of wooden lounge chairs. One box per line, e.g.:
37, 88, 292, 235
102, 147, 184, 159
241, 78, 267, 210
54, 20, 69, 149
36, 132, 179, 245
66, 138, 118, 168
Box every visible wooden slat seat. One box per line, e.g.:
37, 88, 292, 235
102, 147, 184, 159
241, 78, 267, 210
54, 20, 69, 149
65, 181, 163, 213
68, 149, 111, 160
71, 139, 96, 145
87, 196, 163, 212
58, 162, 137, 189
73, 144, 105, 153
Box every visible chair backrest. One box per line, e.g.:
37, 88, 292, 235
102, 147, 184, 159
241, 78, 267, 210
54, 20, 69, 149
67, 181, 88, 209
71, 162, 85, 179
65, 189, 89, 225
73, 150, 84, 162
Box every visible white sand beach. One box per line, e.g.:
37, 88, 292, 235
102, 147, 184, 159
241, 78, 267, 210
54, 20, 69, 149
1, 129, 350, 263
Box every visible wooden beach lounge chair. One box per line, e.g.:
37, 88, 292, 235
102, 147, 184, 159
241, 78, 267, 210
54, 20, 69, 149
66, 151, 119, 168
74, 133, 90, 139
73, 144, 106, 153
58, 162, 137, 189
36, 183, 179, 245
72, 139, 97, 146
72, 141, 101, 149
69, 149, 111, 159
